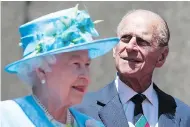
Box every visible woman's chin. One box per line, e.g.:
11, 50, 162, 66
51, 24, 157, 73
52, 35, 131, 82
70, 94, 85, 105
70, 98, 83, 106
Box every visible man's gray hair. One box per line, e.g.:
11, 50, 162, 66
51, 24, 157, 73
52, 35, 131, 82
117, 9, 170, 47
16, 55, 57, 87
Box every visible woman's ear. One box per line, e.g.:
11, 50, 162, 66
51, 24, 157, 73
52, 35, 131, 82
156, 47, 169, 68
35, 68, 46, 81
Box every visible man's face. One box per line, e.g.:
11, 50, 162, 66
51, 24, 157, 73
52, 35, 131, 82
114, 14, 167, 79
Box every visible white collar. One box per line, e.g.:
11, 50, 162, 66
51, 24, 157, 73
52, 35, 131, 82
115, 75, 157, 107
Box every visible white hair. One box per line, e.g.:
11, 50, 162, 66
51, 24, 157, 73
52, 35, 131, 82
117, 9, 170, 47
16, 55, 57, 87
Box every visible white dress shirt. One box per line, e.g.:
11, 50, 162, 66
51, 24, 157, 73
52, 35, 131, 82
115, 76, 159, 127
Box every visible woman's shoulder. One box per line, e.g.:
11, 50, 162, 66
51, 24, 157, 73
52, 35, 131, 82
1, 99, 18, 112
0, 97, 35, 127
0, 95, 32, 111
0, 100, 19, 124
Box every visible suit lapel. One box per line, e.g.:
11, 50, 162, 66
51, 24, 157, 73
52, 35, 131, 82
153, 84, 179, 127
98, 95, 129, 127
96, 82, 129, 127
95, 82, 179, 127
158, 115, 179, 127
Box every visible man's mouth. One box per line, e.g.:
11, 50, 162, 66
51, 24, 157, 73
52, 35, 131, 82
121, 57, 142, 63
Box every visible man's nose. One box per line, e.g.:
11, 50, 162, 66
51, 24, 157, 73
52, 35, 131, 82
125, 37, 138, 52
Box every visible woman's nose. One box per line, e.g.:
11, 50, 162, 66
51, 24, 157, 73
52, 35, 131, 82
78, 65, 90, 82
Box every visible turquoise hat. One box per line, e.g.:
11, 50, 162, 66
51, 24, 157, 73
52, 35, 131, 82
4, 4, 119, 74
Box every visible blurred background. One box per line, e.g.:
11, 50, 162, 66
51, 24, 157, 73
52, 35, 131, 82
1, 1, 190, 105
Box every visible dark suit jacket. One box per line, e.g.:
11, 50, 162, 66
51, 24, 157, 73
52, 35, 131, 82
75, 81, 190, 127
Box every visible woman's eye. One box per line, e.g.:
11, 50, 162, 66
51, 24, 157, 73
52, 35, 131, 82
73, 62, 80, 67
85, 63, 90, 67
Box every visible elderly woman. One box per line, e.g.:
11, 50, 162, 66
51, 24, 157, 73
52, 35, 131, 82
1, 5, 118, 127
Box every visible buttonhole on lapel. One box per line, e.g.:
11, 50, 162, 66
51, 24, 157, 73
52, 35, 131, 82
97, 101, 106, 107
166, 113, 175, 120
179, 118, 181, 126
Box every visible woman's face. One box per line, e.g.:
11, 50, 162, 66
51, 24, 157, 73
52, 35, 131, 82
43, 50, 91, 107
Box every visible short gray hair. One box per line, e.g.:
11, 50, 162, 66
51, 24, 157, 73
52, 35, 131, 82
16, 55, 57, 87
117, 9, 170, 47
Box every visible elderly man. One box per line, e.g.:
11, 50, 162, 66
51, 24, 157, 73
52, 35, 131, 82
76, 10, 190, 127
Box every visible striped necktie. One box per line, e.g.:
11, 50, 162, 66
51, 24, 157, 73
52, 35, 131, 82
131, 94, 150, 127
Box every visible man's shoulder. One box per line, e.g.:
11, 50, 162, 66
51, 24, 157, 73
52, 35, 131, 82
73, 83, 114, 121
155, 85, 190, 113
74, 81, 115, 111
81, 81, 114, 105
174, 98, 190, 116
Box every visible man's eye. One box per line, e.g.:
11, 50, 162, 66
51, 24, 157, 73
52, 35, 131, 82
120, 35, 132, 43
136, 37, 150, 46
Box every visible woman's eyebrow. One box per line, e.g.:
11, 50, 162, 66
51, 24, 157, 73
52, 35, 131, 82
69, 54, 91, 62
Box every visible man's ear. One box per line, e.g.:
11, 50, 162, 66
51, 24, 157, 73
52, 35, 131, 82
156, 47, 169, 68
113, 47, 116, 58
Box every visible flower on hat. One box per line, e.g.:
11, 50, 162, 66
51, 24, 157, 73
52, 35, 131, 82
5, 3, 118, 74
32, 4, 103, 54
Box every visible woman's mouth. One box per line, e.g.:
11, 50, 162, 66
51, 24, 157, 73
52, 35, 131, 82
72, 86, 86, 93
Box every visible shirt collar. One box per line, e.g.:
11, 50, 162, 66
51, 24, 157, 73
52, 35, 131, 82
115, 75, 157, 107
115, 75, 137, 105
143, 83, 155, 105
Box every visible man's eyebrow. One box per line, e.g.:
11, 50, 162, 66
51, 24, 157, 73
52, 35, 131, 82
120, 33, 144, 39
120, 34, 131, 38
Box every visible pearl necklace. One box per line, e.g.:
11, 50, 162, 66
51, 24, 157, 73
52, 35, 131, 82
32, 95, 72, 125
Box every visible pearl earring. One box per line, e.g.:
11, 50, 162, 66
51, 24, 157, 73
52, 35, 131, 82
41, 79, 46, 84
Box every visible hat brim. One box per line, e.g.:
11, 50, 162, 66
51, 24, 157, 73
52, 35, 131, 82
5, 37, 119, 74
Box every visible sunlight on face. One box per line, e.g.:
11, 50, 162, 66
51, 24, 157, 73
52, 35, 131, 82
45, 50, 91, 107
